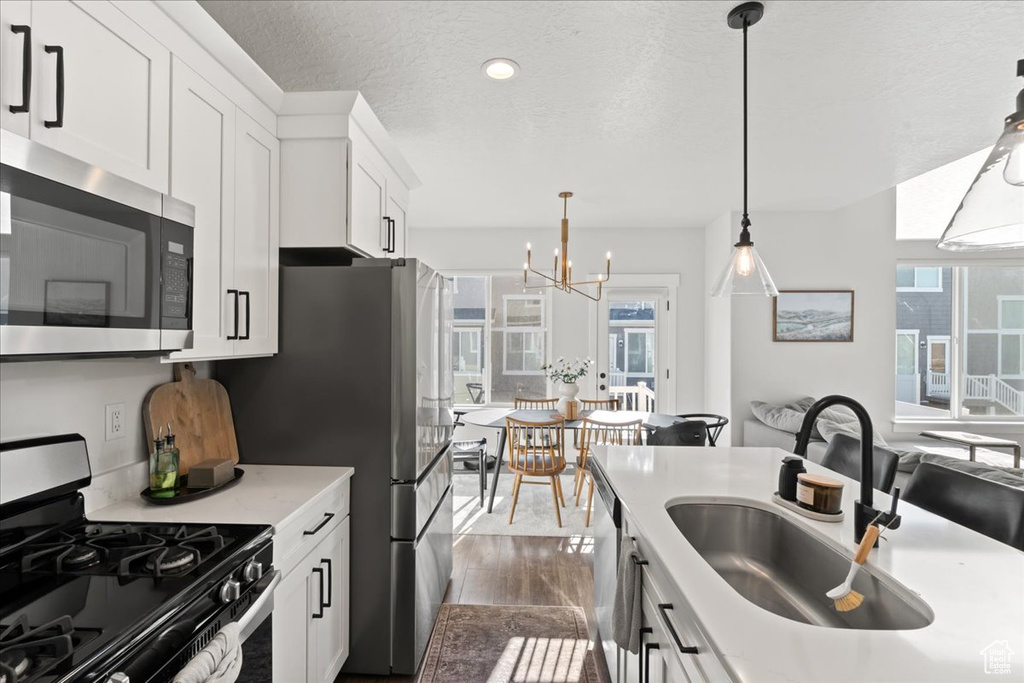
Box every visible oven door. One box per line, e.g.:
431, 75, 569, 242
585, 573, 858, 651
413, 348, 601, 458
0, 132, 193, 358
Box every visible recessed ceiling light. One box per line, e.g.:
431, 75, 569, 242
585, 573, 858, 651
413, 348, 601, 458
482, 58, 519, 81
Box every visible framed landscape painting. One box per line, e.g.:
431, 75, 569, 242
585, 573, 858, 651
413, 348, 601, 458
772, 290, 854, 342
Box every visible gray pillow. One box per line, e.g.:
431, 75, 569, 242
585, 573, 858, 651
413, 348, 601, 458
896, 449, 925, 473
815, 417, 890, 447
750, 400, 809, 435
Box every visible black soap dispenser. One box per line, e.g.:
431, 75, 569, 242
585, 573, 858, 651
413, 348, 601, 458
778, 456, 806, 501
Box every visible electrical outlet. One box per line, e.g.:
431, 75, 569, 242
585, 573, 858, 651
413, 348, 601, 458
105, 402, 126, 441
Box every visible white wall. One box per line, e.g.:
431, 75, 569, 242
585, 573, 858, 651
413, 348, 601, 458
0, 359, 208, 512
713, 190, 899, 443
704, 211, 734, 443
409, 225, 706, 413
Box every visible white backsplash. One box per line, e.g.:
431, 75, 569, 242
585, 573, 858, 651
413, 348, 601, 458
0, 357, 211, 512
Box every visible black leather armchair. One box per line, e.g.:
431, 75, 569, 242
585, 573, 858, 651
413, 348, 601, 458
819, 433, 899, 494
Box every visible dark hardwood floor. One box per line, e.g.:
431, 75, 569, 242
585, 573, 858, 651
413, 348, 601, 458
337, 533, 601, 683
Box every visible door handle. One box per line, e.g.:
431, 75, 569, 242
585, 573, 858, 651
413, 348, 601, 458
644, 643, 661, 683
311, 567, 325, 619
228, 290, 239, 339
303, 512, 335, 536
9, 26, 30, 114
657, 603, 698, 654
239, 291, 250, 340
43, 45, 64, 128
382, 215, 391, 252
320, 558, 332, 607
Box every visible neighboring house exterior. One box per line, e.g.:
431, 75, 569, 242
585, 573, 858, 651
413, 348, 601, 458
896, 265, 1024, 416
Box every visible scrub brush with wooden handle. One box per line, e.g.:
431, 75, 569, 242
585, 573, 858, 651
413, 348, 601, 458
826, 523, 881, 612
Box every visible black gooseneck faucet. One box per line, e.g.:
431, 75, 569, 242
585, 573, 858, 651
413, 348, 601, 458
793, 395, 901, 544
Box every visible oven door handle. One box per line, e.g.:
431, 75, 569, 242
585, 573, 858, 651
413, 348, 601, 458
238, 569, 281, 643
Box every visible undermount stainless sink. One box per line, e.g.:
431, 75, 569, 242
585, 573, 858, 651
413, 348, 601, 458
667, 501, 934, 630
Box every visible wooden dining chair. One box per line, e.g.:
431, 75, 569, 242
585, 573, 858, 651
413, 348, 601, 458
514, 397, 558, 410
576, 417, 643, 526
505, 416, 567, 527
580, 398, 621, 411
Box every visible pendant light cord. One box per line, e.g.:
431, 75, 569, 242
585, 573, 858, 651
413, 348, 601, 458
740, 19, 751, 240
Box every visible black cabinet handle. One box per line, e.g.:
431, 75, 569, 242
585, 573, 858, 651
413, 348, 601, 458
239, 291, 250, 340
9, 25, 30, 114
311, 567, 325, 619
321, 558, 332, 607
638, 626, 653, 682
599, 384, 607, 391
657, 603, 698, 654
381, 215, 391, 252
43, 45, 64, 128
388, 218, 396, 254
228, 290, 239, 339
644, 642, 661, 683
303, 512, 335, 536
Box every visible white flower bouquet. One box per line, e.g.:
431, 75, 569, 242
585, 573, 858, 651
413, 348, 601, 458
542, 357, 594, 384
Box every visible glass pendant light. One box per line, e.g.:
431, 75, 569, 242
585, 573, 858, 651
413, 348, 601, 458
937, 59, 1024, 251
712, 2, 778, 297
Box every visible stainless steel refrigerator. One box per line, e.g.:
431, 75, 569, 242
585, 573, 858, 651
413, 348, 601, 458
217, 258, 454, 676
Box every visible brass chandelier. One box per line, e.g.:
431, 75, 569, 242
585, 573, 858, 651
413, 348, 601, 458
523, 192, 611, 302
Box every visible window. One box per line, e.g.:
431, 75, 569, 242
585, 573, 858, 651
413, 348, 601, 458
896, 266, 943, 292
450, 275, 549, 405
895, 265, 1024, 420
999, 296, 1024, 378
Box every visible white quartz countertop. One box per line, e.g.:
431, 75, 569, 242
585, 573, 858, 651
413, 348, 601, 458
594, 446, 1024, 683
90, 465, 354, 530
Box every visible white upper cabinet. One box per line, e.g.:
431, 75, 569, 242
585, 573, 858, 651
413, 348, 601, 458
350, 143, 389, 257
166, 58, 279, 362
0, 0, 31, 137
26, 0, 170, 191
166, 57, 236, 362
233, 108, 280, 357
279, 92, 419, 257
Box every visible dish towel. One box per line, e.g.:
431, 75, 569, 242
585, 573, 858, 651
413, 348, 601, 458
173, 622, 243, 683
612, 535, 643, 654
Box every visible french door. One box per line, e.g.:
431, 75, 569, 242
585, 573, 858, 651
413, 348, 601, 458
591, 278, 676, 413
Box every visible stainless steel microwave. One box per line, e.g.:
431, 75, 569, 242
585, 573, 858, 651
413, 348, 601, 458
0, 132, 194, 359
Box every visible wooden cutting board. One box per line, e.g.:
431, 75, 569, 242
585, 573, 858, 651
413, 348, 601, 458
142, 362, 239, 475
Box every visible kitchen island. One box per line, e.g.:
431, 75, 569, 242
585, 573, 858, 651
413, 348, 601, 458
592, 445, 1024, 683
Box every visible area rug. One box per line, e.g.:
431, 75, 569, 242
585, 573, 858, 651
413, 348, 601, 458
453, 468, 593, 538
419, 604, 600, 683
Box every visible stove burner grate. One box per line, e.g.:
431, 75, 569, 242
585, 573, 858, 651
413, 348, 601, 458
0, 615, 74, 683
20, 533, 104, 574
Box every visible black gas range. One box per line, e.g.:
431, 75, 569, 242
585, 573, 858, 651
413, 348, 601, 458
0, 435, 276, 683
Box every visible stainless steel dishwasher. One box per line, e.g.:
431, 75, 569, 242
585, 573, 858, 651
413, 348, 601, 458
592, 457, 624, 683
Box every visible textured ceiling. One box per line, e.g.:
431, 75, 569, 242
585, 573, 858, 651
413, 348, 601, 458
198, 0, 1024, 230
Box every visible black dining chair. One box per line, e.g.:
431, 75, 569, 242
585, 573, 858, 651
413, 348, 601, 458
674, 413, 729, 446
452, 410, 489, 507
903, 462, 1024, 551
646, 420, 708, 447
819, 433, 899, 494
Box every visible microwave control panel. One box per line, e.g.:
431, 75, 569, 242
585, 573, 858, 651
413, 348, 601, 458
160, 220, 193, 330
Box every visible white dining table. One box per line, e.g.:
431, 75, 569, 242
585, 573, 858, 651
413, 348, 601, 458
459, 408, 683, 513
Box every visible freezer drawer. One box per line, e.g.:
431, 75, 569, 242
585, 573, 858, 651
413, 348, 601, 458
391, 485, 453, 675
392, 446, 452, 540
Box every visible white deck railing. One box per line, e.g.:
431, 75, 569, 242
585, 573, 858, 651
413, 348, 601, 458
965, 374, 1023, 416
610, 381, 656, 412
926, 371, 950, 398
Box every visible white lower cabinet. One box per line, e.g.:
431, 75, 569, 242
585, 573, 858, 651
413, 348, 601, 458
273, 483, 351, 683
